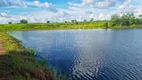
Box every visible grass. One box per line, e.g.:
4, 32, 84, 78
0, 32, 67, 80
0, 21, 142, 31
0, 32, 24, 52
0, 21, 113, 31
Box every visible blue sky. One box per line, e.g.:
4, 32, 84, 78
0, 0, 141, 23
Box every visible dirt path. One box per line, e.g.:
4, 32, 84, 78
0, 39, 6, 55
0, 38, 8, 80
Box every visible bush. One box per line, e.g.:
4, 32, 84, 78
20, 19, 28, 24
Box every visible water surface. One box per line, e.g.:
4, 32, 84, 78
9, 29, 142, 80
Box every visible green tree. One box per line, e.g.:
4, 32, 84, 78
129, 18, 135, 25
83, 19, 87, 22
111, 14, 121, 26
47, 21, 50, 23
111, 14, 119, 20
135, 18, 140, 26
20, 19, 28, 24
104, 22, 108, 29
139, 15, 142, 18
90, 18, 94, 22
74, 20, 78, 24
127, 13, 135, 19
65, 21, 67, 23
8, 22, 12, 24
111, 13, 135, 26
71, 20, 75, 23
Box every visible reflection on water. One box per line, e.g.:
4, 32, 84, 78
9, 29, 142, 80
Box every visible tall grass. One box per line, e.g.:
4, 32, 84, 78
0, 21, 109, 31
0, 20, 142, 31
0, 32, 67, 80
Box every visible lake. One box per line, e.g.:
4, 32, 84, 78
9, 29, 142, 80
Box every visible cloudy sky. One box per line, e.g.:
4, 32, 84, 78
0, 0, 142, 23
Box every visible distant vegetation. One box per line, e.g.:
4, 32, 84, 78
8, 22, 12, 24
110, 13, 142, 28
0, 13, 142, 31
20, 19, 28, 24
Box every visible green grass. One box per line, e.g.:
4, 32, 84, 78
0, 21, 111, 31
0, 32, 24, 52
0, 21, 141, 31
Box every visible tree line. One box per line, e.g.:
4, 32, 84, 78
110, 13, 142, 27
7, 13, 142, 29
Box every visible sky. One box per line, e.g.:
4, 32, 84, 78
0, 0, 142, 23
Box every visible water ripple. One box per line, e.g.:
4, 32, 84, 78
9, 29, 142, 80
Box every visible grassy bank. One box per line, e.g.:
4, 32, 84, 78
0, 21, 142, 31
0, 32, 66, 80
0, 22, 106, 31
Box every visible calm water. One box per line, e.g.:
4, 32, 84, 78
9, 29, 142, 80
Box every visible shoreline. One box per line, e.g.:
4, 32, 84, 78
0, 27, 141, 32
0, 32, 64, 80
0, 21, 141, 31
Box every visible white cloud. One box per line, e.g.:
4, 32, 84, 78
118, 4, 136, 13
34, 1, 50, 8
98, 13, 105, 20
89, 14, 95, 19
81, 0, 116, 8
0, 0, 27, 8
30, 1, 58, 12
0, 13, 8, 17
0, 0, 13, 7
20, 16, 27, 20
16, 0, 27, 8
117, 0, 137, 13
0, 0, 142, 24
68, 2, 83, 7
82, 0, 94, 5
